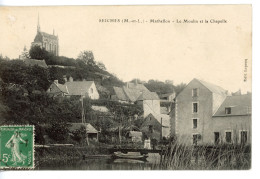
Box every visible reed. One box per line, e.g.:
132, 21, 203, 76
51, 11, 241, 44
159, 142, 251, 170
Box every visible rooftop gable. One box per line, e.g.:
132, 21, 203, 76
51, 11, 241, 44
136, 91, 160, 101
69, 123, 98, 133
65, 81, 94, 96
54, 83, 69, 94
24, 59, 48, 68
127, 82, 149, 92
196, 78, 227, 95
123, 86, 142, 102
113, 86, 128, 101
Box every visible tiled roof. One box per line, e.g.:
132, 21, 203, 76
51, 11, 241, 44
69, 123, 98, 133
41, 32, 58, 40
113, 83, 159, 102
65, 81, 94, 96
136, 91, 160, 101
196, 79, 227, 95
142, 113, 162, 128
213, 94, 251, 117
24, 59, 48, 68
113, 86, 128, 101
127, 82, 149, 92
33, 32, 58, 42
55, 83, 69, 94
123, 86, 142, 102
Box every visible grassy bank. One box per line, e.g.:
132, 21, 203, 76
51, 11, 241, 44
159, 143, 251, 170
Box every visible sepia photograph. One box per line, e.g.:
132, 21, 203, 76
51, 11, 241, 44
0, 5, 252, 170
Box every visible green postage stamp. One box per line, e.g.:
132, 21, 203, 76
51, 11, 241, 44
0, 126, 34, 169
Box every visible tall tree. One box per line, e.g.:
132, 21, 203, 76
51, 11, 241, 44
77, 50, 96, 66
29, 45, 53, 60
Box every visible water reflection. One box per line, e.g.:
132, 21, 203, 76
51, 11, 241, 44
38, 154, 161, 170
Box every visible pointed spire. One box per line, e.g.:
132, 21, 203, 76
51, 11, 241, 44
37, 13, 41, 32
53, 28, 55, 35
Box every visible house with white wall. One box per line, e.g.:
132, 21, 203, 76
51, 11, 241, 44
170, 78, 251, 145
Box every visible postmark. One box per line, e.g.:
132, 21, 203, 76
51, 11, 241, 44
0, 125, 34, 169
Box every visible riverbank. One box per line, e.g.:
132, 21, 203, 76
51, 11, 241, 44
35, 142, 112, 168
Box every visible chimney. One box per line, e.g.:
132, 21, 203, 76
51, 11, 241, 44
69, 76, 73, 82
63, 75, 67, 82
135, 79, 138, 85
54, 80, 58, 86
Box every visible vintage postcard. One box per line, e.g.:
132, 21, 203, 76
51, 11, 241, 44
0, 5, 251, 170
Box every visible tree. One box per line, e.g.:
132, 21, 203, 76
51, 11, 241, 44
29, 45, 53, 60
96, 61, 106, 71
77, 50, 96, 66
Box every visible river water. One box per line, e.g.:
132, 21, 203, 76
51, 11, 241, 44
38, 153, 162, 170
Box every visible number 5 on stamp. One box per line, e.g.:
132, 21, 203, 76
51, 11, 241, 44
0, 126, 34, 169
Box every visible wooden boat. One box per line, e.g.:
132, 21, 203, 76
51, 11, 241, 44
112, 152, 148, 161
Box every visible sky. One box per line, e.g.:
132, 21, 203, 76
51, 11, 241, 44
0, 5, 252, 93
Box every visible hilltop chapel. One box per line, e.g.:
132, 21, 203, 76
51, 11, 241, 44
31, 15, 59, 56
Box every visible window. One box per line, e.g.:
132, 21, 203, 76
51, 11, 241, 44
192, 88, 198, 97
225, 132, 232, 143
193, 134, 199, 145
149, 125, 153, 133
193, 103, 198, 113
214, 132, 220, 145
193, 119, 198, 129
90, 88, 93, 93
225, 107, 231, 114
241, 131, 248, 144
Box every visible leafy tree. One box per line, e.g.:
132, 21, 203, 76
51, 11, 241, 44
29, 45, 53, 60
96, 61, 106, 71
77, 50, 96, 66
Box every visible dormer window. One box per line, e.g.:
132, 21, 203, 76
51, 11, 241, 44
192, 88, 198, 97
225, 107, 231, 114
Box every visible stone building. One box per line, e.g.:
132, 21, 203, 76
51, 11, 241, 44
169, 78, 251, 145
31, 15, 59, 56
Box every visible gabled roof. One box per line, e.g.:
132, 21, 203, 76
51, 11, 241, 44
127, 82, 149, 92
123, 86, 142, 102
34, 32, 58, 42
113, 83, 159, 102
65, 81, 94, 96
49, 82, 69, 94
196, 79, 227, 95
69, 123, 98, 133
213, 94, 251, 117
141, 113, 162, 128
41, 32, 58, 40
113, 86, 128, 101
52, 83, 69, 94
24, 59, 48, 68
136, 91, 160, 101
